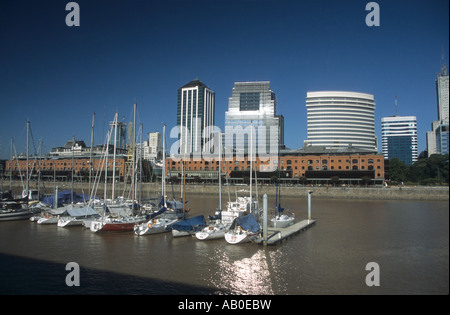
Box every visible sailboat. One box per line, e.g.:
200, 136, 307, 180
225, 122, 261, 244
270, 127, 295, 228
89, 106, 146, 233
134, 124, 179, 236
195, 132, 229, 241
224, 214, 260, 244
170, 214, 206, 237
1, 121, 41, 221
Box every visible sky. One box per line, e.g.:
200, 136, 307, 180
0, 0, 448, 159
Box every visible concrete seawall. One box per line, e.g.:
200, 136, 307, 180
8, 181, 448, 201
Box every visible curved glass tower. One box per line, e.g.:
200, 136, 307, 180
306, 91, 377, 151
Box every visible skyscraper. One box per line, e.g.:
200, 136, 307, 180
306, 91, 377, 151
177, 79, 215, 155
224, 81, 283, 157
427, 63, 449, 155
381, 116, 418, 165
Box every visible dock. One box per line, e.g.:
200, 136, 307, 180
256, 191, 316, 246
255, 219, 316, 246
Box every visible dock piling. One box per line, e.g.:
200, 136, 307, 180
263, 194, 268, 246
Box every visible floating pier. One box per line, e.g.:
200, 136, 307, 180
257, 219, 316, 246
257, 191, 316, 246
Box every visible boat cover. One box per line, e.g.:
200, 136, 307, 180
277, 204, 285, 213
170, 215, 206, 231
42, 190, 93, 208
166, 199, 187, 210
66, 206, 98, 217
233, 214, 260, 233
147, 207, 167, 220
209, 213, 221, 221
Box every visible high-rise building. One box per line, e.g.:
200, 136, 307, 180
224, 81, 283, 157
306, 91, 377, 152
427, 63, 449, 155
381, 116, 418, 165
177, 79, 215, 155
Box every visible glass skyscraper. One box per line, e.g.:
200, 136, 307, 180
427, 63, 449, 155
381, 116, 418, 165
224, 81, 283, 157
177, 79, 215, 155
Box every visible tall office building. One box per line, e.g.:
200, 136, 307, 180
177, 79, 215, 155
306, 91, 377, 151
381, 116, 418, 165
224, 81, 283, 157
427, 63, 449, 155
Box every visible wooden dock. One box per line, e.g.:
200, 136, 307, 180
256, 219, 316, 246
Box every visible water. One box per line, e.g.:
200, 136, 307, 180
0, 195, 448, 295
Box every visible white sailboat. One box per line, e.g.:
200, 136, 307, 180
270, 126, 295, 228
195, 132, 229, 241
225, 122, 262, 244
225, 214, 261, 245
134, 124, 180, 236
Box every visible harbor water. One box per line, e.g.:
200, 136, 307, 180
0, 195, 448, 295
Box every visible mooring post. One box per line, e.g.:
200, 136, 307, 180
308, 190, 313, 222
263, 193, 268, 246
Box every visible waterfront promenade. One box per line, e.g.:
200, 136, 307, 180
5, 180, 448, 201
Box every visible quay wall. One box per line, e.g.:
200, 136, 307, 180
6, 181, 448, 201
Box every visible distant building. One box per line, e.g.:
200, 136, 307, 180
177, 79, 215, 155
306, 91, 377, 152
224, 81, 284, 156
427, 63, 449, 155
165, 146, 384, 185
381, 116, 418, 165
136, 132, 162, 162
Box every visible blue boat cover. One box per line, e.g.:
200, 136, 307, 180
170, 215, 206, 231
236, 214, 260, 233
42, 190, 93, 208
147, 207, 167, 220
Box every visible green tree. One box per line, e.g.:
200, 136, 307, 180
388, 158, 408, 182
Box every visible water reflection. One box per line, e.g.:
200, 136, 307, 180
208, 246, 275, 295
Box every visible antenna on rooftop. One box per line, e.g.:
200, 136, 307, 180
395, 95, 398, 116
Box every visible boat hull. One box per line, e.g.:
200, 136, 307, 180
134, 218, 178, 236
271, 215, 295, 228
0, 209, 37, 221
37, 217, 58, 224
172, 229, 192, 237
225, 231, 259, 244
195, 230, 225, 240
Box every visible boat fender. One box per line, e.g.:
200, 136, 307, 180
148, 222, 152, 228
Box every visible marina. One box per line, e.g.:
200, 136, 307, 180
0, 196, 447, 295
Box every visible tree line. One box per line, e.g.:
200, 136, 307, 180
387, 153, 449, 185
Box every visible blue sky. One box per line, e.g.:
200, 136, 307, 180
0, 0, 448, 159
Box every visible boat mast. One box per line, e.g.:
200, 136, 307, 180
218, 132, 222, 212
9, 137, 13, 192
112, 112, 118, 201
139, 123, 143, 206
162, 123, 166, 207
250, 121, 253, 204
89, 112, 95, 198
26, 120, 29, 198
71, 136, 75, 204
132, 103, 136, 206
